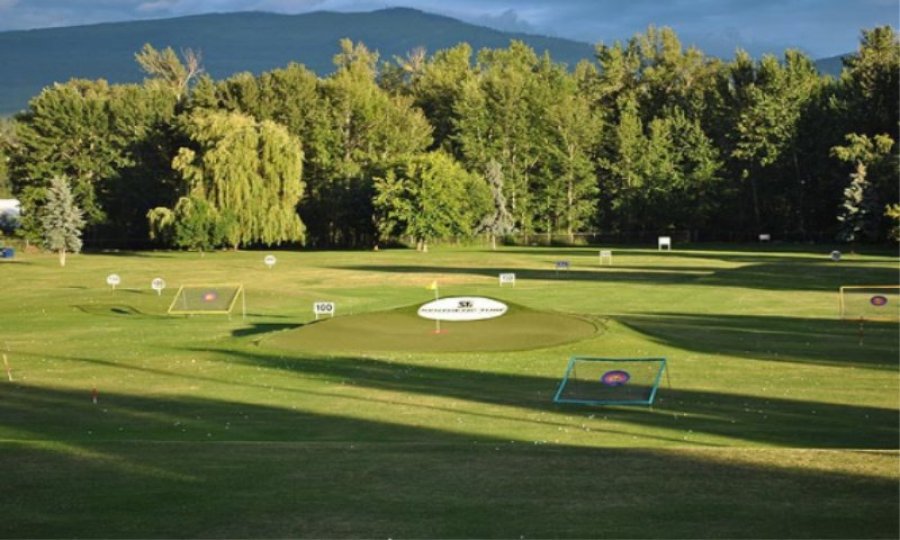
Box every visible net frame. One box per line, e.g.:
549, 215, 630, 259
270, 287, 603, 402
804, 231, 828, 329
838, 285, 900, 322
553, 357, 667, 406
167, 283, 246, 319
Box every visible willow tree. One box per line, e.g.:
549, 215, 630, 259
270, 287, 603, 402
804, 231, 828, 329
149, 110, 305, 249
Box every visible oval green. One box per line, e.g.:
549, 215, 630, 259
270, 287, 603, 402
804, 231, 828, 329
263, 302, 598, 353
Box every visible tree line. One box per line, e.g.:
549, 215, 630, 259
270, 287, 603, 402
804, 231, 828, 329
1, 26, 898, 252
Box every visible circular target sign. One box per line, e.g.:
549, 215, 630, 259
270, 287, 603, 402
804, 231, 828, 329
106, 273, 121, 287
830, 250, 841, 262
202, 291, 218, 303
151, 277, 166, 292
870, 295, 888, 307
264, 254, 277, 268
600, 370, 631, 387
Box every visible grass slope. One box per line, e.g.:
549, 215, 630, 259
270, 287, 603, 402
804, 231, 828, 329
0, 244, 897, 538
264, 301, 599, 353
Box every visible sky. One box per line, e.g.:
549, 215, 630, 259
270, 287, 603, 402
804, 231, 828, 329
0, 0, 896, 58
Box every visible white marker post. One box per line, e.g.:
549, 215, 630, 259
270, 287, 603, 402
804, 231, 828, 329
555, 261, 570, 275
658, 236, 672, 251
106, 273, 121, 290
264, 254, 277, 269
151, 277, 166, 296
499, 273, 516, 287
313, 301, 335, 320
599, 250, 612, 265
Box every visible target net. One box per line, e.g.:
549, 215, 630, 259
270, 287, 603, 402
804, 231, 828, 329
553, 357, 667, 406
168, 284, 245, 318
839, 285, 899, 322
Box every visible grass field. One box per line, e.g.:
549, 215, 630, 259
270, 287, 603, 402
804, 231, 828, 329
0, 244, 897, 538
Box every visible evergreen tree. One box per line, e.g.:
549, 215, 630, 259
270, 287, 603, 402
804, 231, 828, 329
40, 176, 85, 267
832, 133, 896, 242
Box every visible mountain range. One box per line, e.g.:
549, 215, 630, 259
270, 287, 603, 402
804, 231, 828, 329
0, 8, 846, 116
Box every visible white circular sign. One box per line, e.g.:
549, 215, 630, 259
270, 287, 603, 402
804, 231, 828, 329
830, 250, 842, 262
106, 273, 121, 286
417, 297, 508, 322
264, 254, 277, 268
151, 277, 166, 291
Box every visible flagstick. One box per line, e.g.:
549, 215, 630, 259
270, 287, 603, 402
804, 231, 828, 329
2, 353, 11, 382
433, 284, 441, 333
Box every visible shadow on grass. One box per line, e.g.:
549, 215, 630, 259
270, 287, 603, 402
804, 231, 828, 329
499, 244, 898, 263
618, 313, 899, 370
0, 383, 897, 538
73, 304, 165, 318
330, 260, 898, 292
231, 322, 303, 338
192, 348, 899, 449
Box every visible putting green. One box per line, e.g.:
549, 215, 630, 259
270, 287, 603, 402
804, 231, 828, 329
263, 302, 599, 353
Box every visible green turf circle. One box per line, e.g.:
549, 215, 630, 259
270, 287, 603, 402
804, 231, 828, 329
263, 301, 599, 353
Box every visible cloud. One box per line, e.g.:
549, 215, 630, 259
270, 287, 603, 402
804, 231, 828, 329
137, 0, 179, 13
472, 9, 540, 35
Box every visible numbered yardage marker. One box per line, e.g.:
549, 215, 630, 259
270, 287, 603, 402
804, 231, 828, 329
313, 301, 335, 320
151, 277, 166, 296
106, 273, 121, 290
264, 254, 277, 269
499, 273, 516, 287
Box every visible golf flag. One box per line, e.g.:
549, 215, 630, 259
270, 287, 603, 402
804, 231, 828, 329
427, 280, 439, 300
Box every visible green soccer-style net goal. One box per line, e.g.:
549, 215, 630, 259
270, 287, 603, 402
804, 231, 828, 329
167, 284, 246, 319
553, 357, 667, 406
839, 285, 899, 322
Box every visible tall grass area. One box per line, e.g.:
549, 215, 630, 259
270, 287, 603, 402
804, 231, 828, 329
0, 245, 897, 538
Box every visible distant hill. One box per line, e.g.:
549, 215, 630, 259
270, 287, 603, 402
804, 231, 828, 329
814, 54, 851, 77
0, 8, 596, 116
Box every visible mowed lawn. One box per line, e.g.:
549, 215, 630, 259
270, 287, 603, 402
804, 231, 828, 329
0, 244, 897, 538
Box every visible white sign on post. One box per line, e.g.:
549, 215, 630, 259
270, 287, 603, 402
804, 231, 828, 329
313, 301, 335, 319
264, 254, 277, 269
106, 273, 121, 290
417, 297, 508, 321
499, 273, 516, 287
151, 277, 166, 295
658, 236, 672, 251
759, 233, 771, 242
599, 250, 612, 265
555, 261, 570, 272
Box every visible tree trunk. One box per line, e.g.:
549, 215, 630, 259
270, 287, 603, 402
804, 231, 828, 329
490, 234, 497, 251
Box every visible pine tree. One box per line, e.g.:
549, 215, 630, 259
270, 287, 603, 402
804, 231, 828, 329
836, 163, 879, 243
40, 176, 85, 267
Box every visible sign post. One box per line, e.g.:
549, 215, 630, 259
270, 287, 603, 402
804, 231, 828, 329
499, 273, 516, 287
151, 277, 166, 296
313, 302, 335, 320
106, 273, 121, 290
